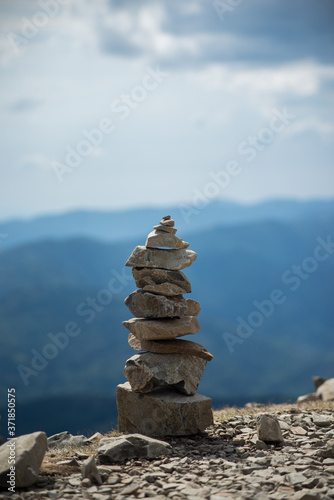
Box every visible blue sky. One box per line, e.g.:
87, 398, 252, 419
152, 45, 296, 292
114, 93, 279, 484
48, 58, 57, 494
0, 0, 333, 220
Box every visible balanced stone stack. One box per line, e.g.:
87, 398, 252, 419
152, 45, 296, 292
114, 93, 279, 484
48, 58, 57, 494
117, 216, 213, 437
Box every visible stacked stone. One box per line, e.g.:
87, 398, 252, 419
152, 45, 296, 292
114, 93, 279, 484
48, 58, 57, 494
116, 216, 214, 437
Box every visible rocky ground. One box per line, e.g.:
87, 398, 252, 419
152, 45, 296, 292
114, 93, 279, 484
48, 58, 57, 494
1, 401, 334, 500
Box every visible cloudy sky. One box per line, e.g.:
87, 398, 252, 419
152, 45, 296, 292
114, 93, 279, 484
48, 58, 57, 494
0, 0, 333, 220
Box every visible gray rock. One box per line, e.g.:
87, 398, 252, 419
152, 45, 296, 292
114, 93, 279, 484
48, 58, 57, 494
122, 316, 200, 340
125, 246, 197, 271
316, 377, 334, 401
313, 376, 327, 390
132, 267, 191, 292
81, 455, 102, 485
291, 491, 321, 500
56, 458, 80, 466
146, 230, 189, 249
257, 414, 283, 443
124, 290, 187, 318
318, 440, 334, 458
287, 472, 307, 485
124, 352, 206, 395
128, 334, 213, 361
185, 298, 201, 317
117, 382, 213, 437
255, 439, 268, 450
153, 224, 177, 235
97, 434, 172, 463
159, 217, 175, 227
0, 431, 47, 488
47, 431, 88, 449
142, 282, 188, 296
313, 415, 332, 427
297, 393, 320, 403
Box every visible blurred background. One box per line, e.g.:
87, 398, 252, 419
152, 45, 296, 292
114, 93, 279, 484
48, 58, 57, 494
0, 0, 333, 437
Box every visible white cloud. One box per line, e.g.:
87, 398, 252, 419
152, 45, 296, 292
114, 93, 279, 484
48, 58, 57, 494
190, 62, 334, 96
286, 118, 334, 140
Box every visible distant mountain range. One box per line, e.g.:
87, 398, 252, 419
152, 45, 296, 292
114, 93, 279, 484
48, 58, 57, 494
1, 198, 334, 251
0, 199, 333, 437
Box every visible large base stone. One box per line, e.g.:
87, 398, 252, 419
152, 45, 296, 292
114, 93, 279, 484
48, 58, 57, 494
117, 382, 213, 437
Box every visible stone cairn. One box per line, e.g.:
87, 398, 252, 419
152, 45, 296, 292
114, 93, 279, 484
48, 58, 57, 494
117, 216, 214, 437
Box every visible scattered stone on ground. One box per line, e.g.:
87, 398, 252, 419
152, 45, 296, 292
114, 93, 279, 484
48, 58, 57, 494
0, 431, 47, 488
97, 434, 172, 463
81, 455, 102, 485
313, 376, 327, 390
297, 376, 334, 403
317, 378, 334, 401
257, 414, 284, 443
47, 431, 89, 449
3, 403, 334, 500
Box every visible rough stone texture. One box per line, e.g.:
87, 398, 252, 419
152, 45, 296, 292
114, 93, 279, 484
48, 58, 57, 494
128, 333, 214, 361
117, 382, 213, 437
133, 267, 191, 293
125, 246, 197, 271
47, 431, 88, 449
142, 282, 188, 296
145, 230, 189, 249
153, 224, 177, 234
0, 431, 47, 488
124, 353, 206, 395
81, 455, 102, 485
124, 290, 187, 319
98, 434, 171, 464
159, 218, 175, 227
319, 440, 334, 458
313, 414, 332, 426
123, 316, 200, 340
257, 413, 283, 443
185, 298, 201, 316
316, 377, 334, 401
